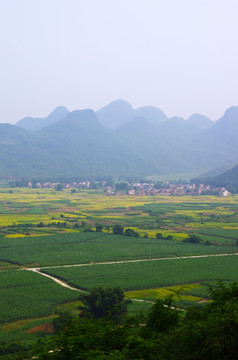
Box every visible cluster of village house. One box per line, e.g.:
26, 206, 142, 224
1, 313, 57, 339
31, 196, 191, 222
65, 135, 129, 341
27, 180, 230, 196
106, 182, 230, 196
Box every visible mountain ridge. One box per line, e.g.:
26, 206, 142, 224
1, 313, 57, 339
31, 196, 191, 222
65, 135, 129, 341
1, 100, 237, 180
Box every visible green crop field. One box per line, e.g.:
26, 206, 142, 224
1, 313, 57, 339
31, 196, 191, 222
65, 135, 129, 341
0, 232, 236, 267
42, 254, 238, 291
0, 270, 79, 324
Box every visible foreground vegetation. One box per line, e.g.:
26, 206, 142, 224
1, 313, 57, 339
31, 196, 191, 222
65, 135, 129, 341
3, 282, 238, 360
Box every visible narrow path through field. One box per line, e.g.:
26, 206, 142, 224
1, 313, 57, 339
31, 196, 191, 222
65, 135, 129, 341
27, 268, 84, 292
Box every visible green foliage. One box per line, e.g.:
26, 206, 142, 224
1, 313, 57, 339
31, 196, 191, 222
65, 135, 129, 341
27, 282, 238, 360
55, 184, 63, 191
115, 182, 129, 192
182, 234, 201, 244
124, 228, 139, 237
113, 225, 124, 235
207, 280, 238, 308
80, 286, 131, 324
0, 341, 28, 360
95, 223, 103, 232
145, 296, 179, 333
156, 232, 163, 239
176, 281, 238, 359
52, 311, 72, 334
156, 232, 174, 240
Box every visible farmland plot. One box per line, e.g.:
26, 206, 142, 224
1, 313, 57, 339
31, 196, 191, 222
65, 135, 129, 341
0, 232, 236, 267
0, 270, 79, 323
42, 254, 238, 291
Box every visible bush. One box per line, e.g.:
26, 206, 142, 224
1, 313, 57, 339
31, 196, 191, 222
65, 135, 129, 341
124, 228, 140, 237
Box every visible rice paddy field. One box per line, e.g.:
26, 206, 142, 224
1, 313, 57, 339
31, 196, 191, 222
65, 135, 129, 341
0, 187, 238, 343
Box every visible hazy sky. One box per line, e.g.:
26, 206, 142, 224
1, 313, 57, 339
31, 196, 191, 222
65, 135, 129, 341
1, 0, 238, 123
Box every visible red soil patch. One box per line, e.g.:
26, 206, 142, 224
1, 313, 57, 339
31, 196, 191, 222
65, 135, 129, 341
27, 322, 54, 334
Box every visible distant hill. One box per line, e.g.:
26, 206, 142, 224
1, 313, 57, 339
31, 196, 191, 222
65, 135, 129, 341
186, 114, 213, 130
196, 163, 237, 179
1, 100, 238, 180
96, 100, 167, 129
207, 106, 238, 138
204, 106, 238, 160
96, 100, 135, 130
193, 164, 238, 193
38, 109, 157, 178
135, 106, 167, 127
1, 110, 157, 179
163, 117, 186, 129
16, 106, 69, 131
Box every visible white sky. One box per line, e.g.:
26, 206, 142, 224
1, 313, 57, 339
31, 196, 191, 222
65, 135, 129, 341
0, 0, 238, 123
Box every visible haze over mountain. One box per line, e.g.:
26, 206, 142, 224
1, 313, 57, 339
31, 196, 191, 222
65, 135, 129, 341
1, 100, 238, 180
96, 100, 167, 130
186, 114, 213, 130
16, 106, 70, 131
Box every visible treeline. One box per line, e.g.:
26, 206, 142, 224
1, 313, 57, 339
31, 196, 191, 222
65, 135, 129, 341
3, 281, 238, 359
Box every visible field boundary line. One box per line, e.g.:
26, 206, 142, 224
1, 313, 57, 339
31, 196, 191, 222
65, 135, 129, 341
27, 252, 238, 271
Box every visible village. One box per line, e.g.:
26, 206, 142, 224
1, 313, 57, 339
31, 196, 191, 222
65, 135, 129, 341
26, 179, 230, 197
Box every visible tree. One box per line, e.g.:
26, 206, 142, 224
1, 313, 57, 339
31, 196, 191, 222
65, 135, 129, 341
156, 232, 163, 239
178, 281, 238, 359
104, 225, 111, 232
182, 234, 201, 243
145, 296, 179, 333
79, 286, 131, 324
113, 224, 124, 235
115, 182, 129, 192
95, 223, 103, 232
124, 228, 140, 237
55, 183, 63, 191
